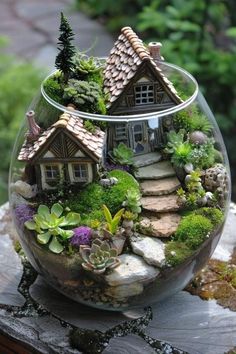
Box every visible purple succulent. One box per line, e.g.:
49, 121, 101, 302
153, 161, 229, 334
70, 226, 92, 247
14, 204, 35, 227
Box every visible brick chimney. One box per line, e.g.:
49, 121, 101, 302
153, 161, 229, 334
26, 110, 41, 142
148, 42, 164, 61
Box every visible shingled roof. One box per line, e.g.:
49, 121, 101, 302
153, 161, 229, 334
103, 26, 182, 108
18, 109, 105, 162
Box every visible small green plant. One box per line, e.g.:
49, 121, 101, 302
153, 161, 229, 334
25, 203, 81, 254
63, 79, 106, 114
191, 114, 212, 135
165, 241, 193, 267
43, 73, 64, 103
89, 219, 101, 229
112, 142, 134, 165
73, 54, 103, 84
80, 239, 120, 274
123, 190, 142, 214
171, 142, 192, 168
174, 109, 212, 135
84, 120, 97, 134
123, 210, 136, 220
175, 213, 214, 250
189, 138, 216, 169
102, 204, 124, 235
164, 129, 185, 154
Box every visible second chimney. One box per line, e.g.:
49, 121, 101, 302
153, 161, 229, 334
26, 110, 41, 142
148, 42, 164, 62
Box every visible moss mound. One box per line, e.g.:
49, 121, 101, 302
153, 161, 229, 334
193, 207, 224, 227
175, 214, 214, 250
64, 169, 140, 223
165, 241, 193, 267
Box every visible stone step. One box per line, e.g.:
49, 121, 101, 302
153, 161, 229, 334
139, 213, 181, 238
141, 194, 180, 213
135, 160, 175, 180
133, 152, 162, 168
140, 177, 181, 196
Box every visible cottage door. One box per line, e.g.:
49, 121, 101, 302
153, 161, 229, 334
130, 122, 149, 155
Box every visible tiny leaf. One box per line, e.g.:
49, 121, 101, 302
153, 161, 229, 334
49, 236, 64, 254
37, 232, 51, 245
38, 205, 50, 219
25, 220, 36, 230
51, 203, 63, 217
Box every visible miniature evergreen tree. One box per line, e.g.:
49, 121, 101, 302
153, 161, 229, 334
55, 12, 75, 83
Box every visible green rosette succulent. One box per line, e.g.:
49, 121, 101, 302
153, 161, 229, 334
25, 203, 80, 254
80, 239, 120, 274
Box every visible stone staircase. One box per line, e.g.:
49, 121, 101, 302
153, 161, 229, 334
134, 155, 182, 238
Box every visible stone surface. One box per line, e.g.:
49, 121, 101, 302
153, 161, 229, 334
105, 283, 144, 300
131, 235, 165, 267
105, 254, 159, 286
139, 213, 181, 238
135, 160, 175, 180
140, 177, 181, 196
10, 180, 37, 199
141, 194, 181, 213
133, 152, 162, 168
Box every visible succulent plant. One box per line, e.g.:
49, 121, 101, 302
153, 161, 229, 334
102, 204, 124, 235
123, 210, 136, 220
122, 190, 142, 214
25, 203, 81, 254
112, 142, 134, 165
80, 239, 120, 274
164, 129, 185, 154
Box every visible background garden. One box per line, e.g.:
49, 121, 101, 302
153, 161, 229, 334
0, 0, 236, 204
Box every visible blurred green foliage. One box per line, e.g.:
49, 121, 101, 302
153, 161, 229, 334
0, 38, 44, 204
76, 0, 236, 198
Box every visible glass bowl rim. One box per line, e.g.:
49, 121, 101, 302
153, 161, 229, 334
41, 61, 199, 122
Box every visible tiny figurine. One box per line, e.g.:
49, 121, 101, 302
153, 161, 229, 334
9, 14, 230, 311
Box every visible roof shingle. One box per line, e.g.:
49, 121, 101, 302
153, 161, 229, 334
103, 26, 182, 108
18, 109, 105, 162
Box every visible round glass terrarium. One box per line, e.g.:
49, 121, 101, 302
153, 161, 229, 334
9, 59, 231, 311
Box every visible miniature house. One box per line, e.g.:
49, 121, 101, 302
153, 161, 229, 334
18, 108, 105, 190
103, 27, 182, 155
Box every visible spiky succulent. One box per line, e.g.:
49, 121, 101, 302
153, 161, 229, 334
80, 239, 120, 274
25, 203, 80, 254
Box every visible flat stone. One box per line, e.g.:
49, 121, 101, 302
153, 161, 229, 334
135, 160, 175, 180
105, 282, 144, 300
133, 152, 162, 168
141, 194, 180, 213
139, 213, 181, 238
105, 254, 159, 286
131, 236, 165, 267
140, 177, 181, 196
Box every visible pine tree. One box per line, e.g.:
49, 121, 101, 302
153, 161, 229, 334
55, 12, 76, 83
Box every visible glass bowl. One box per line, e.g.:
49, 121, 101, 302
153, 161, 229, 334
9, 60, 231, 311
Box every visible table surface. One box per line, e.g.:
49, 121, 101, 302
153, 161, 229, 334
0, 203, 236, 354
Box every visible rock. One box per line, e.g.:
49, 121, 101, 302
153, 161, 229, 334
184, 163, 194, 173
189, 131, 208, 145
111, 237, 126, 255
140, 177, 181, 196
139, 213, 181, 238
131, 235, 165, 267
105, 282, 143, 300
141, 194, 181, 213
10, 180, 37, 199
135, 160, 175, 180
10, 192, 29, 207
105, 254, 159, 286
99, 177, 118, 187
133, 152, 162, 168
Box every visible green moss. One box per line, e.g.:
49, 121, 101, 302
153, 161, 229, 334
43, 74, 64, 103
64, 169, 140, 222
165, 241, 193, 267
175, 214, 214, 250
104, 170, 140, 214
193, 207, 224, 227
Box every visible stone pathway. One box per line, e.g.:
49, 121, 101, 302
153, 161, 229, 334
133, 151, 162, 168
136, 155, 182, 238
135, 160, 175, 180
0, 0, 114, 69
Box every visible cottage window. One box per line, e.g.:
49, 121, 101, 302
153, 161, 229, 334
115, 124, 127, 141
72, 163, 88, 181
135, 84, 154, 105
44, 165, 59, 180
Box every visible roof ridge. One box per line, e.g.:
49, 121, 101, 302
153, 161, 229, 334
121, 26, 150, 61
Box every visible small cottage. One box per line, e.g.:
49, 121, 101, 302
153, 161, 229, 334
18, 108, 105, 190
103, 26, 182, 155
